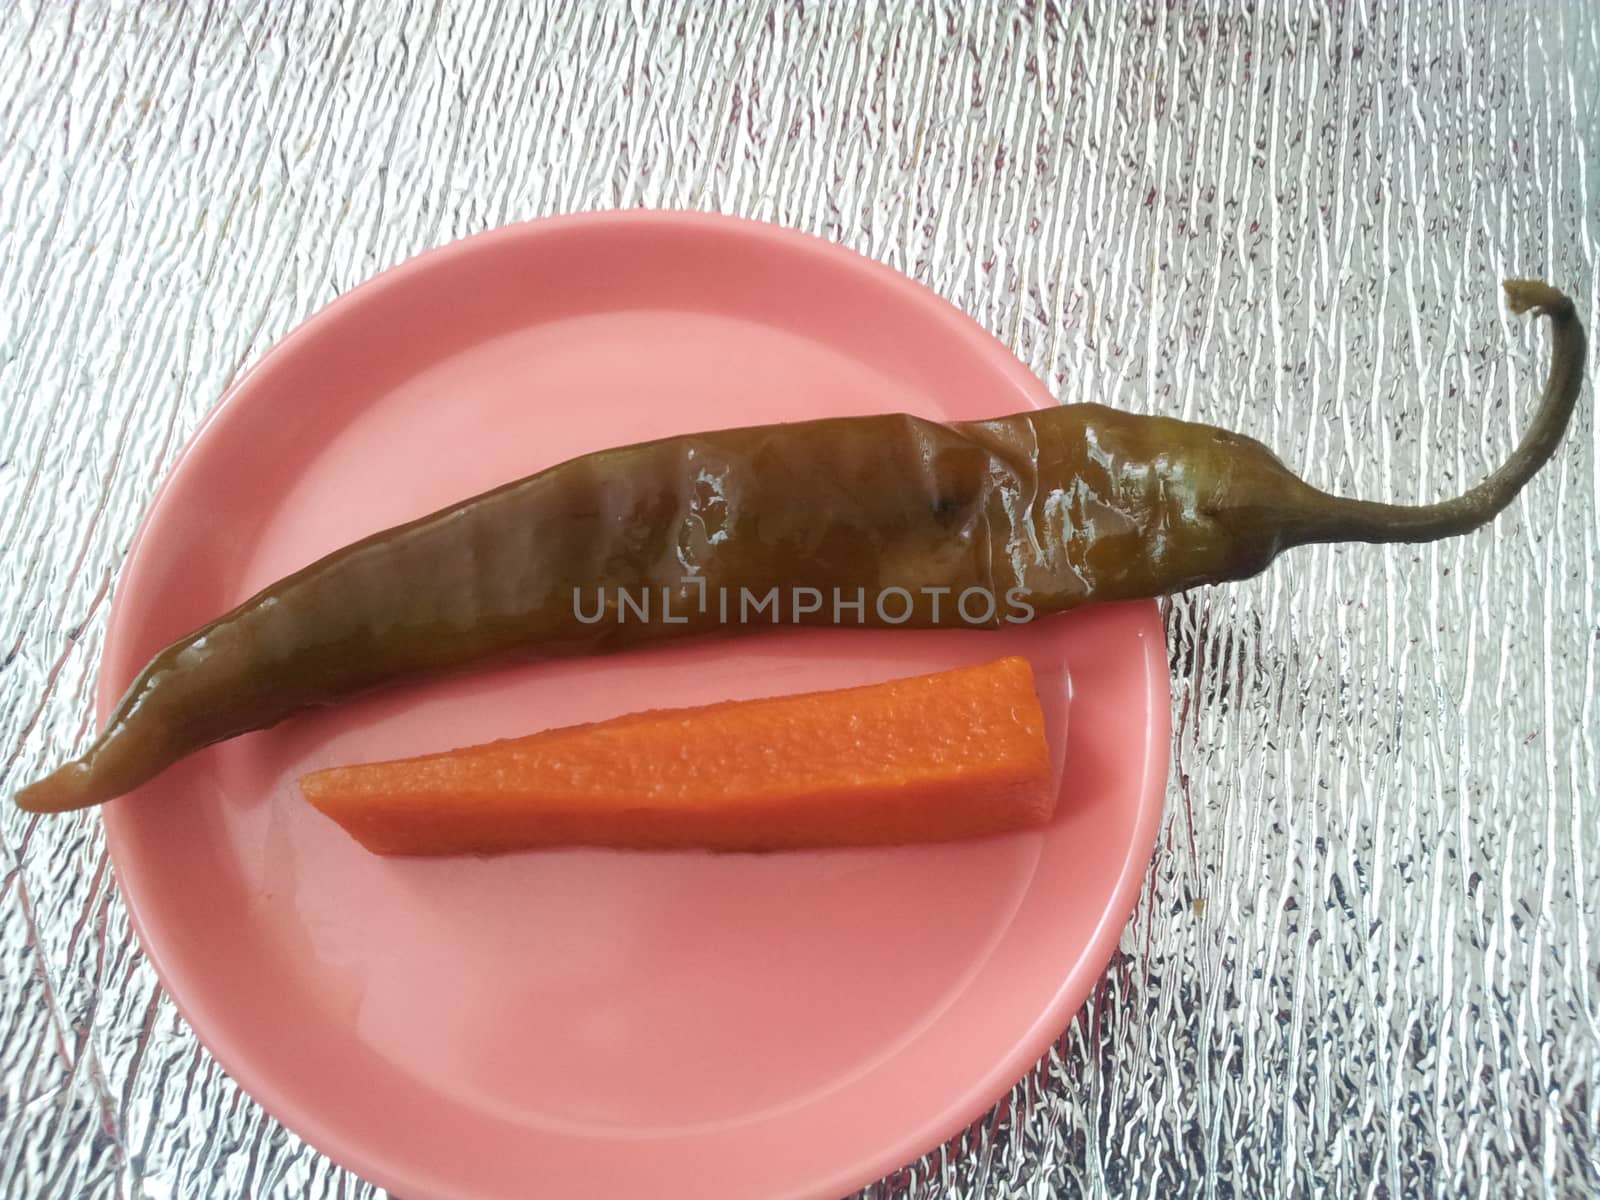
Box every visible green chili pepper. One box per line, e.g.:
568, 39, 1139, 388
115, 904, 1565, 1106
14, 281, 1585, 814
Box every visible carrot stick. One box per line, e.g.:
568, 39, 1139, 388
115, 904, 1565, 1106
298, 656, 1056, 855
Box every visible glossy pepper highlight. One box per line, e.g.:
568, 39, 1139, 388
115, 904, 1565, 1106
15, 281, 1585, 814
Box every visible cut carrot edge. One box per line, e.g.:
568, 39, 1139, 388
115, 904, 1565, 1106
298, 656, 1059, 856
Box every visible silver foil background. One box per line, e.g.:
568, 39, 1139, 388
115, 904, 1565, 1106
2, 2, 1596, 1197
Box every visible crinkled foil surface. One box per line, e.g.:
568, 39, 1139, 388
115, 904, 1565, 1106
2, 3, 1596, 1197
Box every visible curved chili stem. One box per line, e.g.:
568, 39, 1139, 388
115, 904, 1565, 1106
1286, 281, 1585, 545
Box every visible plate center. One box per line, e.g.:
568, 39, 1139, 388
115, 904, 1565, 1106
220, 306, 1048, 1132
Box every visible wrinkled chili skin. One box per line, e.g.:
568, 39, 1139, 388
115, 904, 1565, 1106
15, 282, 1585, 813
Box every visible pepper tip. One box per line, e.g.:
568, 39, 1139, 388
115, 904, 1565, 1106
13, 763, 99, 814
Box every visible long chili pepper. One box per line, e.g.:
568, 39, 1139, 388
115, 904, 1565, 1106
15, 281, 1584, 814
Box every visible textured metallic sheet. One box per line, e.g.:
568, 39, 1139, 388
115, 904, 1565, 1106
2, 2, 1596, 1197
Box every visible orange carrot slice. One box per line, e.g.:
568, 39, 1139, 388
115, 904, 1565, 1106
299, 656, 1056, 855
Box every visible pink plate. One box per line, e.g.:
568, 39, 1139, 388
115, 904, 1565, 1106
99, 211, 1169, 1200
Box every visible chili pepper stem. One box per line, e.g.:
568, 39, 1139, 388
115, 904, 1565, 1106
1285, 281, 1585, 547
